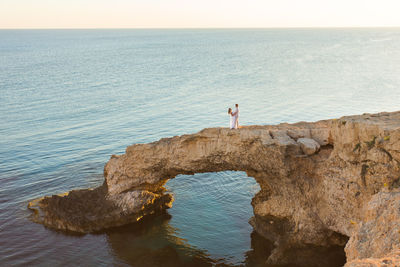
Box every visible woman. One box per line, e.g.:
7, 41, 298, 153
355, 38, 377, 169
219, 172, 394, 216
228, 108, 237, 129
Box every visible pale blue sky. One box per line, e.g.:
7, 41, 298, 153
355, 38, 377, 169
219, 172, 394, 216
1, 0, 400, 29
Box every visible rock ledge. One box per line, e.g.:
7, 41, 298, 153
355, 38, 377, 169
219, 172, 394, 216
29, 111, 400, 265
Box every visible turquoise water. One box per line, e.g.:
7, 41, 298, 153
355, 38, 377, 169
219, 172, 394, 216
1, 29, 400, 266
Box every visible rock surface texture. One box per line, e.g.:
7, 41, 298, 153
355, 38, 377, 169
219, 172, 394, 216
29, 111, 400, 265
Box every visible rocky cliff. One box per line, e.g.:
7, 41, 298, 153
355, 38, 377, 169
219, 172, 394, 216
29, 111, 400, 266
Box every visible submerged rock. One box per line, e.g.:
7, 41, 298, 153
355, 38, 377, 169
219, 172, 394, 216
29, 110, 400, 265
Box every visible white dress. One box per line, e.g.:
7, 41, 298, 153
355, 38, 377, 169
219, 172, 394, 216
230, 114, 235, 129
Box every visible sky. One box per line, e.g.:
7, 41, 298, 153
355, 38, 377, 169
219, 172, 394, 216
1, 0, 400, 29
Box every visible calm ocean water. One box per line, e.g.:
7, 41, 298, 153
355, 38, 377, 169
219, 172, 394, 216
1, 29, 400, 266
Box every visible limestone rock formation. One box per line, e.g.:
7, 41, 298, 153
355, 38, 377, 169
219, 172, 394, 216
345, 250, 400, 267
345, 190, 400, 261
28, 111, 400, 265
297, 137, 321, 155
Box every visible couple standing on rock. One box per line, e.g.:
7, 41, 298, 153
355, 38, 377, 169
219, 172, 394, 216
228, 104, 240, 129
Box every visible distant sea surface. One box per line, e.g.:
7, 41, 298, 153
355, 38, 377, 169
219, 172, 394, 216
1, 29, 400, 266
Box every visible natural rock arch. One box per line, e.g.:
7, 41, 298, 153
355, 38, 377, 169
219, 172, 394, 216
29, 111, 400, 266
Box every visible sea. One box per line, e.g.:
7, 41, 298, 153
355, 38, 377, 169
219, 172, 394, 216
1, 28, 400, 267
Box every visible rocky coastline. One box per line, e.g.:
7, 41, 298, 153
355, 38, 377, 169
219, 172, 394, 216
29, 111, 400, 266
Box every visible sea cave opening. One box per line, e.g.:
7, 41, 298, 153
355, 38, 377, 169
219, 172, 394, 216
165, 171, 261, 265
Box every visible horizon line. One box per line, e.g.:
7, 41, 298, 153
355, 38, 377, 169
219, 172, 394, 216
1, 26, 400, 30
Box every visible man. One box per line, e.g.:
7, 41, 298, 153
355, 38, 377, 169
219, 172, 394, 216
234, 104, 239, 129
